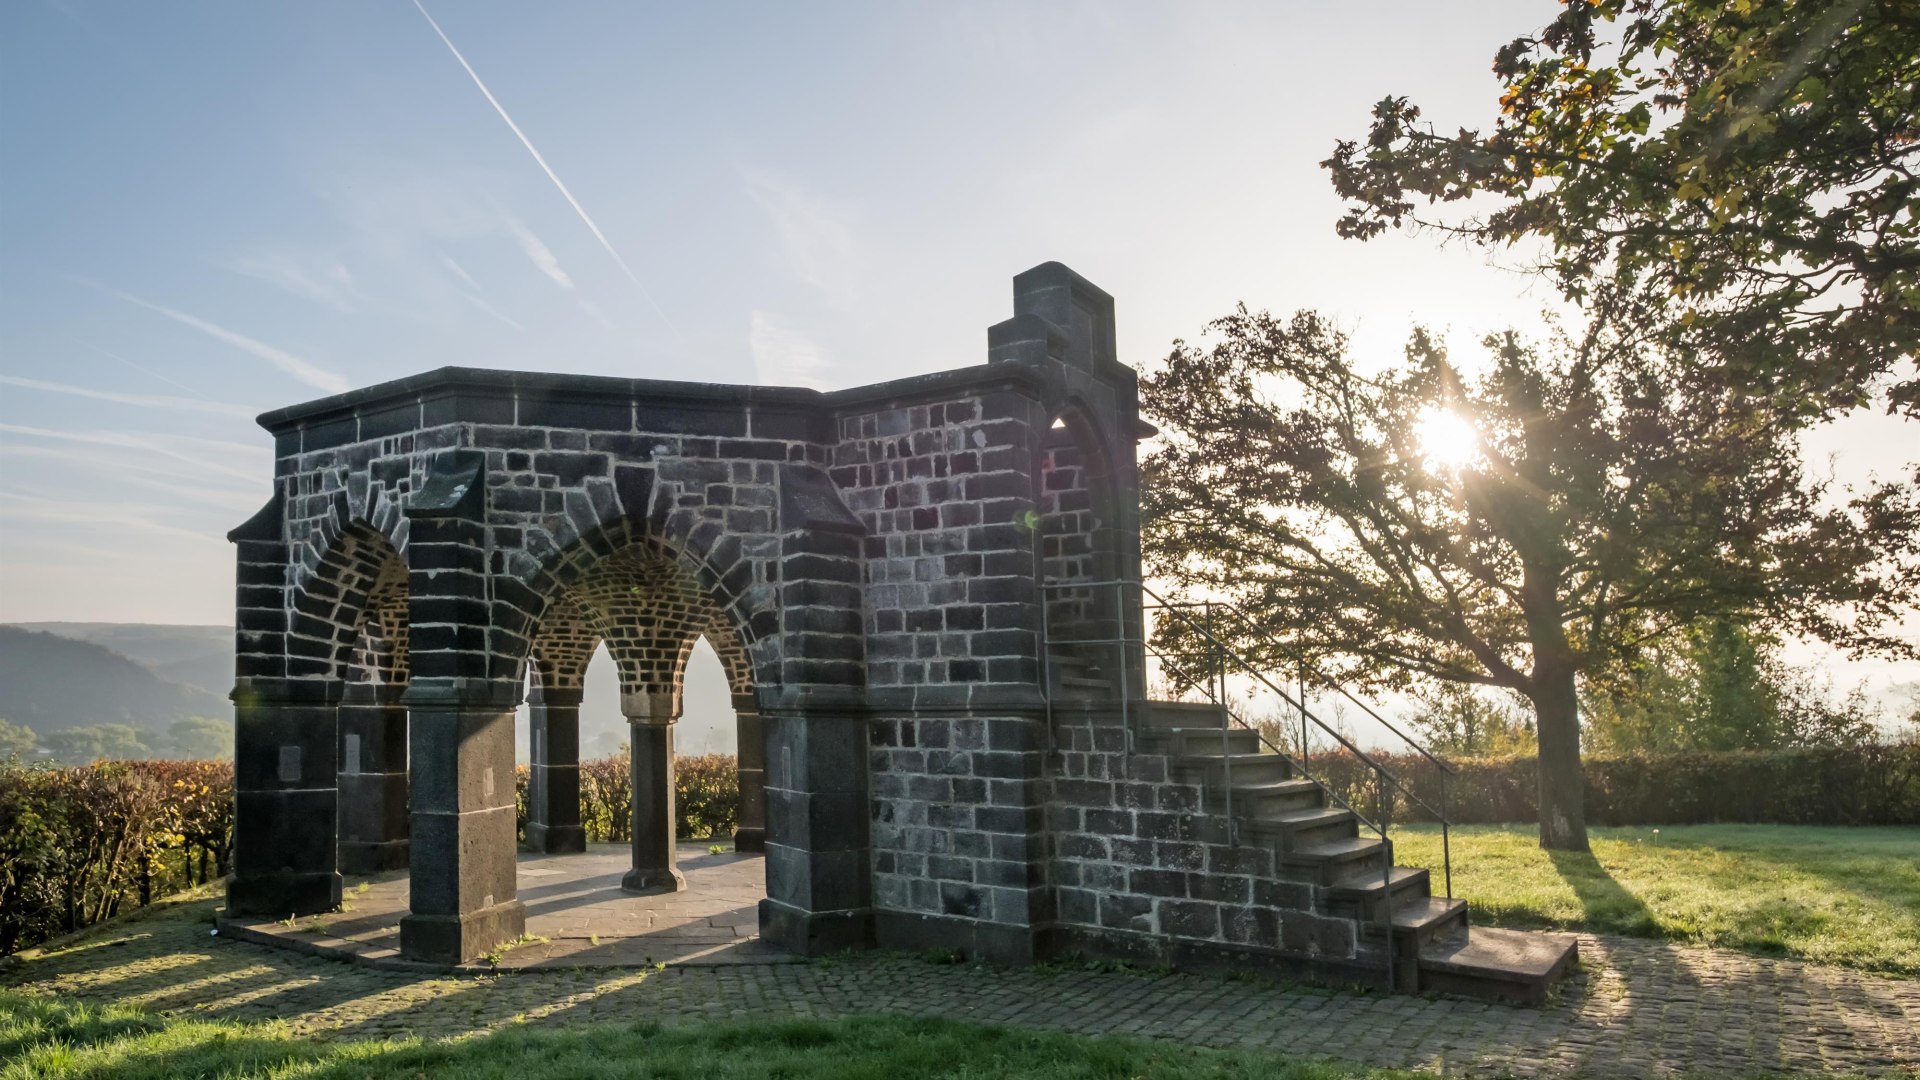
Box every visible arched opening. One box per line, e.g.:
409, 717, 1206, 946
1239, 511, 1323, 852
337, 551, 411, 873
1039, 403, 1124, 698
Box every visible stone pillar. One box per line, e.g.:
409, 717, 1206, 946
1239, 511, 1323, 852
758, 687, 872, 954
733, 693, 766, 853
400, 681, 525, 963
621, 690, 684, 893
228, 678, 343, 917
336, 682, 410, 873
524, 686, 586, 854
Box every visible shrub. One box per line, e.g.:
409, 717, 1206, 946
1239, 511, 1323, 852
514, 753, 740, 843
1305, 742, 1920, 828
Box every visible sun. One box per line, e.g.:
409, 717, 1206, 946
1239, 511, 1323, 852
1414, 408, 1480, 470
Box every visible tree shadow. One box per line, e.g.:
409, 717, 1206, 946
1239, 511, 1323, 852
1545, 848, 1660, 937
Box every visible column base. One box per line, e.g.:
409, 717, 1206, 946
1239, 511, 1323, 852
338, 840, 410, 875
226, 870, 342, 918
621, 866, 686, 894
523, 823, 587, 854
759, 897, 873, 956
400, 899, 527, 964
732, 827, 766, 853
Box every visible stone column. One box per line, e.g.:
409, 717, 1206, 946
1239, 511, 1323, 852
228, 678, 343, 917
336, 681, 410, 873
732, 693, 766, 853
758, 687, 872, 955
621, 691, 684, 893
399, 680, 526, 963
524, 686, 586, 854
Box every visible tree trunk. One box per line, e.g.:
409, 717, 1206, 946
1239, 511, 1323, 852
1531, 664, 1590, 852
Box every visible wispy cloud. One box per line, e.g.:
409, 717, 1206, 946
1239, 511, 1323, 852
0, 489, 217, 542
0, 445, 263, 510
74, 340, 219, 401
499, 211, 573, 288
87, 283, 350, 394
441, 254, 481, 289
0, 424, 266, 484
0, 375, 258, 418
462, 292, 525, 332
749, 311, 832, 390
411, 0, 679, 339
220, 248, 361, 311
743, 171, 858, 301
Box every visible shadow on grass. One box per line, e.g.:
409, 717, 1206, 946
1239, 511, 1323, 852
1545, 848, 1660, 938
0, 989, 1405, 1080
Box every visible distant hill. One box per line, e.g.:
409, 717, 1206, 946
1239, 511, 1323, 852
13, 622, 231, 698
5, 622, 739, 761
0, 626, 229, 734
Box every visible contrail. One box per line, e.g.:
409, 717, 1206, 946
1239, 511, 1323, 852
79, 280, 351, 394
0, 374, 259, 418
411, 0, 680, 340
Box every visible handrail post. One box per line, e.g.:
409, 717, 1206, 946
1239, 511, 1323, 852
1441, 768, 1452, 901
1381, 817, 1395, 992
1208, 602, 1234, 845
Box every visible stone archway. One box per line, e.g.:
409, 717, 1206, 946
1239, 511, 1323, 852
521, 534, 762, 893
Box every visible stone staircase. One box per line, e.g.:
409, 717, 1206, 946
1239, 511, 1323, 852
1138, 698, 1577, 1005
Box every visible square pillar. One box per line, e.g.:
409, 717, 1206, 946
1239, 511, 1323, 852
227, 678, 343, 917
733, 693, 766, 853
337, 682, 410, 873
758, 687, 872, 955
525, 686, 586, 854
622, 690, 684, 893
399, 680, 525, 964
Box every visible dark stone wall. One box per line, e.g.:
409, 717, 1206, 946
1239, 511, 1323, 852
1047, 710, 1372, 973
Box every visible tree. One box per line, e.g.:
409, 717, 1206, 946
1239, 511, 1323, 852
1325, 0, 1920, 416
1139, 307, 1920, 850
0, 720, 34, 762
1407, 683, 1536, 757
1583, 617, 1882, 751
41, 725, 149, 766
161, 717, 231, 760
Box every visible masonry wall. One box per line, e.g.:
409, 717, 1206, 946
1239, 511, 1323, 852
1047, 710, 1376, 980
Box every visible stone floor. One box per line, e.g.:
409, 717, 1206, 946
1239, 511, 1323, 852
219, 844, 790, 970
7, 890, 1917, 1078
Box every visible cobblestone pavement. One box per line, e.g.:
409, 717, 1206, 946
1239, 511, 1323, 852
222, 845, 788, 970
5, 895, 1916, 1078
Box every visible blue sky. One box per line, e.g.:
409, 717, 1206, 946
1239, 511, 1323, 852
2, 1, 1912, 717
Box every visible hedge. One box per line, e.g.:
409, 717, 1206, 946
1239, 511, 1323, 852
1304, 743, 1920, 828
0, 759, 231, 957
511, 753, 740, 844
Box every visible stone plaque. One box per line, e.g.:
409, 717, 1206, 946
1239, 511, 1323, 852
278, 745, 301, 784
344, 732, 361, 775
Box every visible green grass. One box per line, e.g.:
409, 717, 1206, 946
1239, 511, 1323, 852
0, 989, 1427, 1080
1393, 823, 1920, 975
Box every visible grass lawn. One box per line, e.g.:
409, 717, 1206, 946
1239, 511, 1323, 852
0, 989, 1430, 1080
1392, 823, 1920, 975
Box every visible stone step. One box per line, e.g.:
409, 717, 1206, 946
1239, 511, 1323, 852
1325, 865, 1430, 922
1147, 726, 1262, 757
1371, 895, 1468, 949
1143, 700, 1228, 729
1243, 806, 1356, 850
1225, 777, 1325, 817
1280, 835, 1388, 884
1416, 925, 1579, 1006
1172, 751, 1294, 785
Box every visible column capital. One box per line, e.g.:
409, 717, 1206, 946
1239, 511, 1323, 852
231, 677, 343, 707
402, 678, 522, 709
621, 690, 679, 725
528, 685, 586, 709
